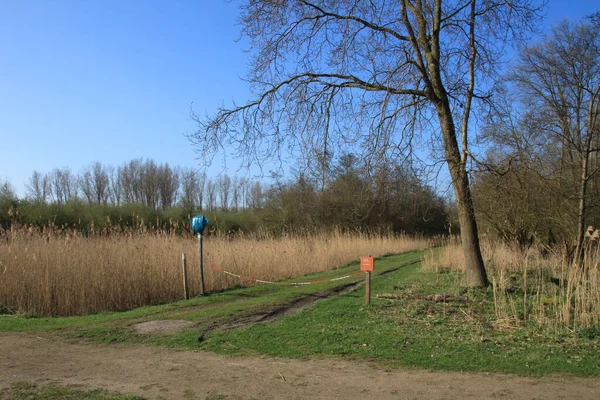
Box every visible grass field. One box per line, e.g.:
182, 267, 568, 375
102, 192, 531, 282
2, 251, 599, 377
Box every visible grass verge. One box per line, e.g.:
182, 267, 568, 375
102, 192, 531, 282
0, 382, 144, 400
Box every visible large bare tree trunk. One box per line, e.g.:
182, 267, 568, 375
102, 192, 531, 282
454, 170, 489, 286
409, 0, 488, 287
437, 101, 489, 287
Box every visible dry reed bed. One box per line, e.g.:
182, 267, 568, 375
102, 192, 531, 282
0, 226, 431, 316
423, 238, 600, 329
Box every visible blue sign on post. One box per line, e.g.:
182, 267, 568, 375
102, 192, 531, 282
191, 215, 209, 295
191, 215, 209, 236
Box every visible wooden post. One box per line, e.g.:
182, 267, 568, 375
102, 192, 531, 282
181, 253, 189, 300
360, 255, 374, 306
365, 271, 371, 305
198, 234, 205, 295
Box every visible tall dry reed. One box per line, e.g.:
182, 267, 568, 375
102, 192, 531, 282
0, 223, 431, 316
423, 236, 600, 330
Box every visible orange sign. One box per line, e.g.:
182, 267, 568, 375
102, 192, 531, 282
360, 256, 374, 272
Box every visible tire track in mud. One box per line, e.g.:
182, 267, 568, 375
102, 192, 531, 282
195, 258, 422, 337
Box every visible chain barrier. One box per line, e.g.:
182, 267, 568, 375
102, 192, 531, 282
208, 264, 365, 286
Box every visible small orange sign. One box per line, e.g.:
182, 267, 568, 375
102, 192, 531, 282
360, 256, 374, 272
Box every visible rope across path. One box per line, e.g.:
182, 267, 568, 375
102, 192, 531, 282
208, 264, 366, 286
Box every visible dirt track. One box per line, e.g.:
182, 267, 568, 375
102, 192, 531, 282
1, 334, 600, 399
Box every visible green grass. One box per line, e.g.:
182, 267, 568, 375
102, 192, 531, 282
3, 250, 600, 377
200, 261, 600, 376
0, 382, 244, 400
0, 382, 144, 400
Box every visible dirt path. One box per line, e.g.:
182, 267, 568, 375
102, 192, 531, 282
1, 334, 599, 399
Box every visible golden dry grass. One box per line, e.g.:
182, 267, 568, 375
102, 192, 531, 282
423, 237, 600, 329
0, 223, 432, 316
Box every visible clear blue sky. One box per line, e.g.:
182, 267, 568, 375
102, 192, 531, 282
1, 0, 598, 196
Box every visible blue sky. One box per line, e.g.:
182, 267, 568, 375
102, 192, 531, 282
1, 0, 598, 196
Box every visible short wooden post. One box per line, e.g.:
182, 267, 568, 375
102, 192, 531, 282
198, 234, 205, 295
360, 255, 374, 306
182, 253, 189, 300
365, 271, 371, 305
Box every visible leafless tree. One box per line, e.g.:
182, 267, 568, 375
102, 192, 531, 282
157, 163, 180, 209
118, 159, 144, 204
511, 17, 600, 263
141, 160, 160, 211
249, 181, 264, 210
180, 168, 200, 211
50, 167, 78, 205
196, 172, 206, 211
206, 178, 217, 211
79, 169, 95, 204
92, 162, 110, 204
191, 0, 544, 286
218, 174, 232, 211
26, 170, 51, 203
107, 165, 122, 205
239, 177, 249, 209
79, 162, 110, 204
231, 175, 240, 211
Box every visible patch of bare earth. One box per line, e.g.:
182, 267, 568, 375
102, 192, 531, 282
1, 334, 600, 400
130, 279, 368, 339
133, 320, 196, 334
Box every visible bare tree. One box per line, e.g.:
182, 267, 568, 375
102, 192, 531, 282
218, 174, 232, 211
26, 170, 51, 203
180, 168, 200, 211
118, 159, 144, 204
107, 165, 122, 205
511, 17, 600, 263
79, 169, 95, 204
79, 162, 110, 204
196, 172, 206, 211
205, 178, 217, 211
191, 0, 544, 286
249, 181, 264, 210
157, 163, 180, 209
239, 177, 249, 209
50, 167, 78, 205
92, 161, 110, 204
141, 160, 160, 210
231, 175, 240, 211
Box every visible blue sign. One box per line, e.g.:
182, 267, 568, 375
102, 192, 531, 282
191, 215, 209, 235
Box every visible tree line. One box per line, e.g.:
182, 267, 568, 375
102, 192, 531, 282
0, 155, 449, 235
20, 159, 265, 213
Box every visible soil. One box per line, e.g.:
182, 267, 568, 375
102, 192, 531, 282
2, 333, 600, 400
134, 320, 196, 335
